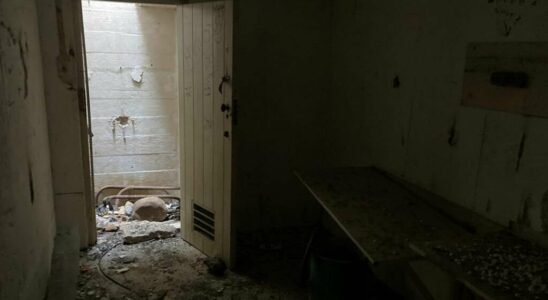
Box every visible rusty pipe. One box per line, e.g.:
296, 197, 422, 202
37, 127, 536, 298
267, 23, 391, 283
116, 185, 180, 196
95, 185, 129, 205
102, 194, 181, 206
96, 185, 181, 205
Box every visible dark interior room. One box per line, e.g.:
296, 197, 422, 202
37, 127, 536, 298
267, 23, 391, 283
2, 0, 548, 299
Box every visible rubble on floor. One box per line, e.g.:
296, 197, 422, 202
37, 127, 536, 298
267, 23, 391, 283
431, 232, 548, 299
95, 198, 180, 238
77, 229, 308, 299
104, 223, 119, 232
120, 221, 178, 244
96, 198, 179, 225
165, 203, 180, 220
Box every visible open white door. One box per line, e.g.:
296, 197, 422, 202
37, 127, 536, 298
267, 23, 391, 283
178, 1, 233, 265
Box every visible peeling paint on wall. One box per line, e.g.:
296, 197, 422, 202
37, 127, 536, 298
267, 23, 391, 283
1, 0, 57, 298
56, 53, 76, 88
447, 118, 458, 147
0, 21, 29, 102
393, 75, 400, 88
472, 115, 489, 209
28, 162, 34, 204
485, 198, 492, 213
515, 132, 527, 172
517, 193, 532, 227
111, 113, 135, 143
54, 4, 77, 89
0, 21, 17, 43
541, 190, 548, 232
17, 32, 28, 98
489, 0, 538, 37
130, 67, 144, 84
495, 7, 522, 36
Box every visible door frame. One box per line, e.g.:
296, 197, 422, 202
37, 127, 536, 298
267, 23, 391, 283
76, 0, 235, 265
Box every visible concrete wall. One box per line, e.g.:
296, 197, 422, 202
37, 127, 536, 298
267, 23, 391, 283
233, 0, 332, 230
0, 0, 57, 298
82, 2, 179, 193
37, 0, 95, 248
329, 0, 548, 235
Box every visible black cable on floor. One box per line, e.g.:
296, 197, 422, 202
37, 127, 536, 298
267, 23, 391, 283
97, 242, 144, 299
96, 237, 178, 299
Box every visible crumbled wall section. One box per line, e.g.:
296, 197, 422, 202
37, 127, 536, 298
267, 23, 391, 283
0, 0, 56, 299
82, 2, 179, 193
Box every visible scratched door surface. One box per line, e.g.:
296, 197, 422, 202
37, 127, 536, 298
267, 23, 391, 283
178, 0, 233, 265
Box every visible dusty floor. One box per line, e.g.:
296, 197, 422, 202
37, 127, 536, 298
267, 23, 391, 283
77, 228, 311, 300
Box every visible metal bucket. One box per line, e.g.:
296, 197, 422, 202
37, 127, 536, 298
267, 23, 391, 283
309, 237, 364, 300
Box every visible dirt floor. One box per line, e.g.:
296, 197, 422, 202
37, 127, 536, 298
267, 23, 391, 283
77, 228, 311, 300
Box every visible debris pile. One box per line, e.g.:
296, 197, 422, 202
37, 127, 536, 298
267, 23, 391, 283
166, 202, 180, 220
95, 196, 180, 236
96, 201, 131, 228
432, 232, 548, 299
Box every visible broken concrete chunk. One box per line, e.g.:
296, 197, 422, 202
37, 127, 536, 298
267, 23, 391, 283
114, 206, 126, 215
120, 221, 177, 244
132, 197, 167, 222
124, 201, 134, 216
104, 223, 119, 232
116, 255, 136, 264
115, 267, 130, 274
96, 216, 110, 229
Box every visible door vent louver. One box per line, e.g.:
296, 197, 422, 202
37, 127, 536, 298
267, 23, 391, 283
193, 203, 215, 241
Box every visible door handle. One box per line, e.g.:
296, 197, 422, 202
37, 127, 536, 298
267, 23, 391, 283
218, 75, 231, 94
221, 103, 231, 112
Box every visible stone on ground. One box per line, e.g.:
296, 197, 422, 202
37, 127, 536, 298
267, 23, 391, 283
104, 223, 119, 232
124, 201, 134, 216
131, 197, 167, 221
120, 221, 177, 244
96, 216, 109, 229
204, 257, 227, 277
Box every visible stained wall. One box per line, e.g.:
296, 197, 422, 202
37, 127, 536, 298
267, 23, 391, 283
0, 0, 57, 298
329, 0, 548, 235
